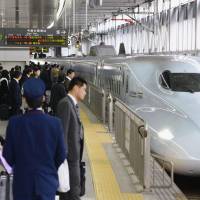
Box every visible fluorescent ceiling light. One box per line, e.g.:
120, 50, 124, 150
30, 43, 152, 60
158, 129, 174, 140
47, 21, 55, 29
56, 0, 66, 20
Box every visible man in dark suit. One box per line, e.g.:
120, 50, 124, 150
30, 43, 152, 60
3, 78, 67, 200
50, 74, 66, 115
9, 70, 22, 116
56, 77, 87, 200
64, 69, 75, 92
19, 67, 33, 88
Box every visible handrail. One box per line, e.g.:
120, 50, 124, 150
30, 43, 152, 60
114, 97, 144, 122
114, 99, 151, 190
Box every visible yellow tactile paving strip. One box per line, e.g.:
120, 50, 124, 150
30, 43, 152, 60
80, 109, 143, 200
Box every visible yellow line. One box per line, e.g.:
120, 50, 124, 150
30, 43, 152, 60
81, 109, 143, 200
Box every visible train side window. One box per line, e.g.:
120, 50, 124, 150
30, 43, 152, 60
116, 81, 119, 95
115, 79, 117, 94
122, 71, 125, 85
119, 81, 121, 95
126, 75, 129, 93
111, 79, 114, 93
112, 79, 115, 94
109, 79, 111, 91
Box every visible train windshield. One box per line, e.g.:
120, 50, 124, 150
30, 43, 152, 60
170, 73, 200, 92
97, 46, 116, 57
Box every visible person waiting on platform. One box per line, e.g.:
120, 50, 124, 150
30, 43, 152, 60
3, 78, 67, 200
0, 70, 10, 104
32, 66, 41, 78
51, 64, 60, 85
64, 69, 75, 92
56, 77, 87, 200
20, 67, 33, 88
8, 70, 22, 116
50, 74, 66, 115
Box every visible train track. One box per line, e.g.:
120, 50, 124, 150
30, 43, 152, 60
174, 175, 200, 200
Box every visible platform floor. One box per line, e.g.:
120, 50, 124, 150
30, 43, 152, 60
80, 104, 159, 200
0, 105, 185, 200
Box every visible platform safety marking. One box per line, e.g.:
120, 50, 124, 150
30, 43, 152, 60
80, 109, 143, 200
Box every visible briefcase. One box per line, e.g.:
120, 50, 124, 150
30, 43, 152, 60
80, 161, 86, 196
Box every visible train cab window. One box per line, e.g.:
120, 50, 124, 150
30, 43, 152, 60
89, 47, 97, 56
160, 70, 171, 89
170, 73, 200, 92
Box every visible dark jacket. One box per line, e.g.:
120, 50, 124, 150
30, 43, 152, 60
40, 69, 52, 90
0, 78, 9, 104
3, 110, 66, 197
9, 79, 22, 114
56, 95, 82, 162
50, 83, 66, 113
19, 74, 29, 88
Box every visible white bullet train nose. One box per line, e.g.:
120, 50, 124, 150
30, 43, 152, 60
151, 125, 200, 176
170, 158, 200, 176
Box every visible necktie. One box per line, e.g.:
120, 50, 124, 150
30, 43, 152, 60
75, 104, 84, 139
75, 104, 80, 118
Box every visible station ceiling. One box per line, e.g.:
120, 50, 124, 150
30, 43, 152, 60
0, 0, 152, 30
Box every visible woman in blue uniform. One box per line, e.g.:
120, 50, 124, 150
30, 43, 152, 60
3, 78, 67, 200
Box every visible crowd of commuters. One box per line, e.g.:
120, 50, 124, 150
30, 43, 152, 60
0, 62, 87, 200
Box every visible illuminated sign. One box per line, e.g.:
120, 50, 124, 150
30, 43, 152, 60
6, 35, 67, 46
0, 28, 68, 47
30, 47, 49, 53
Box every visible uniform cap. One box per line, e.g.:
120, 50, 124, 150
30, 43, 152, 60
23, 78, 45, 99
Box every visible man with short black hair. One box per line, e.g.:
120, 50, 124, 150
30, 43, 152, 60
3, 78, 67, 200
33, 66, 41, 78
64, 69, 75, 92
56, 77, 87, 200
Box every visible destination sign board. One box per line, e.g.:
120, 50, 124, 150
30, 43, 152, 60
0, 28, 68, 47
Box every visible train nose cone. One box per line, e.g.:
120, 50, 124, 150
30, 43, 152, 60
171, 159, 200, 176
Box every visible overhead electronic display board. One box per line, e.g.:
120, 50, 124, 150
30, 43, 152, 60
0, 28, 68, 47
30, 47, 49, 53
0, 30, 4, 46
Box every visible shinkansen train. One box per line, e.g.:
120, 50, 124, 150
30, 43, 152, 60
36, 46, 200, 175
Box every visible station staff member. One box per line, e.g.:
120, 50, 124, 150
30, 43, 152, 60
3, 78, 67, 200
56, 77, 87, 200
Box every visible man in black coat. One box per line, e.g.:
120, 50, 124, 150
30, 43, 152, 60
40, 65, 52, 90
50, 74, 66, 115
20, 68, 33, 88
9, 70, 22, 116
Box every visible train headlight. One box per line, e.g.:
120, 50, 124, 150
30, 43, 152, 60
158, 129, 174, 140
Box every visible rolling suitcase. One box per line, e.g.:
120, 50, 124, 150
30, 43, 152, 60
0, 149, 13, 200
0, 171, 13, 200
